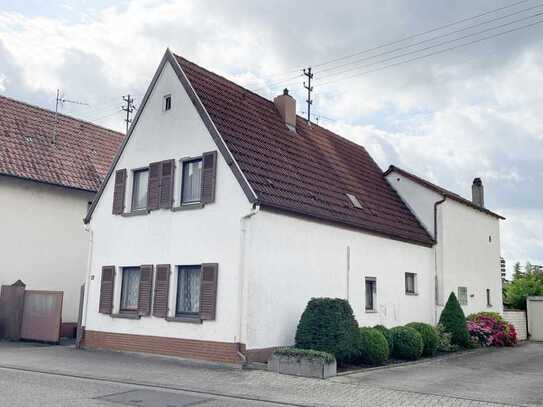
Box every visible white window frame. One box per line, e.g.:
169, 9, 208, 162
163, 94, 172, 111
458, 286, 468, 306
365, 277, 377, 312
405, 272, 417, 295
130, 167, 149, 212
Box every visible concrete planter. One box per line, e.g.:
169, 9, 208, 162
268, 354, 336, 379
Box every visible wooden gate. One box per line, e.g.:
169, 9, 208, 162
20, 291, 63, 343
0, 282, 26, 340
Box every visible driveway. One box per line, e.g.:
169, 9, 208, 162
333, 341, 543, 406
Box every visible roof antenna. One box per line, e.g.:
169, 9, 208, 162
303, 67, 313, 123
122, 94, 137, 135
54, 89, 89, 144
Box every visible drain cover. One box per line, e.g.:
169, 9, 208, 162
97, 389, 212, 407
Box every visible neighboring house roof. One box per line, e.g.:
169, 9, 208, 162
85, 50, 434, 247
0, 95, 125, 192
384, 165, 505, 220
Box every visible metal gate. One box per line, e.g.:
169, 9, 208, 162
20, 291, 63, 343
527, 296, 543, 341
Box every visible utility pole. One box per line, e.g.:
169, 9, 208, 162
122, 95, 136, 135
303, 67, 313, 123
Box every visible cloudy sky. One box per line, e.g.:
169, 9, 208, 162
1, 0, 542, 275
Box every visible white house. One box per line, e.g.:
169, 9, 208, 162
81, 49, 504, 364
0, 95, 124, 336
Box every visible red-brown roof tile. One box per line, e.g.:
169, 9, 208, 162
176, 55, 434, 246
0, 95, 124, 192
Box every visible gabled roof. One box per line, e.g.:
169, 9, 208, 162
85, 50, 434, 246
0, 95, 124, 192
385, 165, 505, 220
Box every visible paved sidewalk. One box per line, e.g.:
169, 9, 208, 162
0, 341, 521, 407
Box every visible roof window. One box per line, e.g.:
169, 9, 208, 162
346, 193, 363, 209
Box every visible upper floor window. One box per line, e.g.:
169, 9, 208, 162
458, 286, 468, 306
120, 267, 140, 312
405, 272, 417, 295
132, 168, 149, 211
365, 277, 376, 312
163, 94, 172, 111
176, 265, 202, 316
181, 159, 203, 204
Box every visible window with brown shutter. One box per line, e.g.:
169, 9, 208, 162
112, 169, 127, 214
159, 159, 175, 209
199, 263, 218, 320
138, 265, 154, 316
200, 151, 217, 204
147, 161, 161, 211
99, 266, 115, 314
153, 264, 171, 317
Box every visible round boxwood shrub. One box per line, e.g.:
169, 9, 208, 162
390, 326, 424, 360
406, 322, 439, 356
373, 324, 393, 354
439, 292, 469, 347
295, 298, 359, 364
354, 327, 389, 366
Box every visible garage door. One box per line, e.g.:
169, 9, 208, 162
527, 296, 543, 341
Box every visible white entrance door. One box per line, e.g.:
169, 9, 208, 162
527, 297, 543, 341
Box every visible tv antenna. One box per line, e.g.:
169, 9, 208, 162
54, 89, 89, 143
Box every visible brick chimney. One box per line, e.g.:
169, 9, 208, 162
274, 88, 296, 131
472, 177, 484, 207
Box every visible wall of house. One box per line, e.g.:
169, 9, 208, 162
0, 175, 93, 322
83, 59, 253, 346
439, 199, 503, 316
243, 209, 436, 351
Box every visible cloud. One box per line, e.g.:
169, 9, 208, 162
0, 0, 542, 274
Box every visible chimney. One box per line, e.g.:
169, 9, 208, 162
472, 177, 484, 207
274, 88, 296, 131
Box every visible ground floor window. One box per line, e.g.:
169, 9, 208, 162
365, 277, 376, 311
458, 286, 468, 305
405, 272, 417, 294
486, 289, 492, 306
120, 267, 140, 312
176, 265, 201, 316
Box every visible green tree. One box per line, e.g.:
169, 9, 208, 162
505, 275, 543, 310
513, 262, 523, 280
525, 261, 534, 276
439, 292, 469, 347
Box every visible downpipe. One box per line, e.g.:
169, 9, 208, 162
79, 224, 94, 348
433, 197, 446, 325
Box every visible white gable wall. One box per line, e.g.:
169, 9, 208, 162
244, 209, 435, 350
84, 60, 252, 343
0, 175, 92, 322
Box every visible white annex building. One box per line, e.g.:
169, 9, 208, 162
81, 49, 504, 363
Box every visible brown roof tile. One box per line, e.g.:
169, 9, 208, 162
176, 55, 434, 246
0, 95, 124, 192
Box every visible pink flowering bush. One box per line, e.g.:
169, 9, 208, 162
467, 313, 517, 347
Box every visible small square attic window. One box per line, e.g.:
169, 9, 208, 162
163, 94, 172, 111
346, 193, 363, 209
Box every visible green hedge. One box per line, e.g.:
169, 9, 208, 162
439, 292, 469, 347
354, 327, 389, 365
295, 298, 359, 364
406, 322, 439, 356
373, 325, 394, 354
390, 326, 424, 360
272, 348, 336, 363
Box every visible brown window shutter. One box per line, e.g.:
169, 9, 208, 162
200, 151, 217, 204
137, 265, 154, 316
99, 266, 115, 314
199, 263, 218, 320
112, 169, 127, 214
159, 159, 175, 209
147, 161, 162, 211
152, 264, 170, 318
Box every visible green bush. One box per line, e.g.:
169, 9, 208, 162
406, 322, 439, 356
439, 292, 469, 347
390, 326, 424, 360
354, 327, 389, 366
504, 276, 543, 310
295, 298, 359, 364
436, 324, 459, 353
373, 325, 393, 354
467, 312, 504, 322
272, 348, 336, 363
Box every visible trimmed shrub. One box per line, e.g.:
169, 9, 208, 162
354, 327, 389, 366
436, 324, 459, 353
467, 312, 517, 347
390, 326, 424, 360
439, 292, 469, 347
373, 324, 393, 354
272, 348, 335, 363
406, 322, 439, 356
295, 298, 359, 364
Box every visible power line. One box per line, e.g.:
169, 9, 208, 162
318, 17, 543, 87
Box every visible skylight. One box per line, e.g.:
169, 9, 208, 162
346, 193, 363, 209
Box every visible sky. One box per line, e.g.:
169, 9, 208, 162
0, 0, 542, 276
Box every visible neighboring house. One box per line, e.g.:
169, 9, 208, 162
384, 167, 504, 318
0, 95, 124, 334
81, 49, 504, 364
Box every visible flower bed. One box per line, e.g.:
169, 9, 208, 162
467, 312, 517, 347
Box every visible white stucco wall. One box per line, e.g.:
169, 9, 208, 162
439, 199, 503, 316
243, 209, 436, 350
0, 175, 93, 322
84, 59, 253, 344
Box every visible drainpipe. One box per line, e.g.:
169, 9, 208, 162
433, 196, 446, 324
237, 204, 260, 363
80, 223, 94, 347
